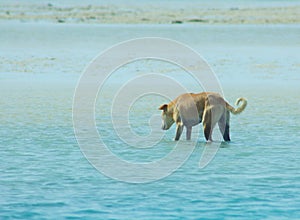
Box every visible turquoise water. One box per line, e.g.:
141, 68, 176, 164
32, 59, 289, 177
1, 23, 300, 219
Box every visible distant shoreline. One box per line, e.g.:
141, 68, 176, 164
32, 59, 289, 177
0, 3, 299, 24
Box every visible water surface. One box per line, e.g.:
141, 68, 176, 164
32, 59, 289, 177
1, 23, 299, 219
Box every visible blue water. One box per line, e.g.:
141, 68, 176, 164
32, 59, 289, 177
1, 22, 300, 219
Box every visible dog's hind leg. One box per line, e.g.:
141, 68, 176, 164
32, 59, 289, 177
203, 106, 223, 141
175, 123, 184, 141
202, 108, 213, 141
186, 126, 192, 140
218, 111, 231, 141
224, 111, 231, 141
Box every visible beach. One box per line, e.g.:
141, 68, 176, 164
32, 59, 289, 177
1, 0, 300, 219
1, 0, 300, 24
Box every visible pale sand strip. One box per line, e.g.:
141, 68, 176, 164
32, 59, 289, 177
0, 4, 299, 24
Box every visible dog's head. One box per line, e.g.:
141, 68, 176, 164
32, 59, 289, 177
158, 104, 174, 130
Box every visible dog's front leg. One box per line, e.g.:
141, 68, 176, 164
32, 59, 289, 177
175, 123, 184, 141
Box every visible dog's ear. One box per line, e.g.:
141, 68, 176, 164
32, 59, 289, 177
158, 104, 168, 111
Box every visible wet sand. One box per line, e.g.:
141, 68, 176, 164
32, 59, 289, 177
0, 2, 299, 24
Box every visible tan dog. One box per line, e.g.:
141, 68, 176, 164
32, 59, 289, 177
159, 92, 247, 141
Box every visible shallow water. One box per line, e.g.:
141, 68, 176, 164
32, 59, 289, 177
1, 22, 300, 219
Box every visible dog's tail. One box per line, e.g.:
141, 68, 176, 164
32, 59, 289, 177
226, 97, 247, 115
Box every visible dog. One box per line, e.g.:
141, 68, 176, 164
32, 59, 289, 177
159, 92, 247, 141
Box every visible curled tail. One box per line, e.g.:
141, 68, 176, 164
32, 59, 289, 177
226, 97, 247, 115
